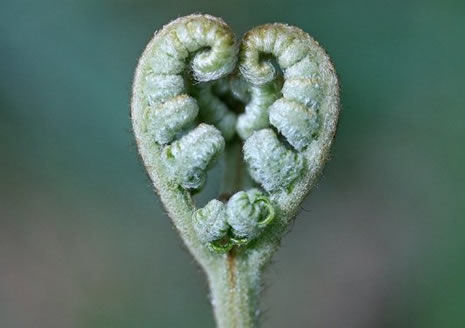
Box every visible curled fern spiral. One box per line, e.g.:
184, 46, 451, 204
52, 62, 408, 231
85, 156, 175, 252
131, 14, 339, 328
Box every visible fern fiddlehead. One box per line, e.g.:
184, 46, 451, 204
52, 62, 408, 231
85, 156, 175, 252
131, 14, 339, 328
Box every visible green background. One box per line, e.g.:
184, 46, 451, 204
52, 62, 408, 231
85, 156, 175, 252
1, 0, 464, 327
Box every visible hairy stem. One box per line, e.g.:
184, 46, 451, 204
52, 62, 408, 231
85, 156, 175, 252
208, 250, 261, 328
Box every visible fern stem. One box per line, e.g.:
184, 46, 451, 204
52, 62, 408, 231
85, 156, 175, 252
208, 250, 260, 328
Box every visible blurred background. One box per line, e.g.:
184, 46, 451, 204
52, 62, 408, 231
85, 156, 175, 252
1, 0, 464, 327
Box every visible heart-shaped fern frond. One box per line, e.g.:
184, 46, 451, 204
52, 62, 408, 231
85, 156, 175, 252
131, 14, 339, 328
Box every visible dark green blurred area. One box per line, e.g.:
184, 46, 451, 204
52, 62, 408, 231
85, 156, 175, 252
1, 0, 464, 327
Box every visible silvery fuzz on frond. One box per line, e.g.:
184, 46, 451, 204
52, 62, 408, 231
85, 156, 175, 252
131, 14, 339, 328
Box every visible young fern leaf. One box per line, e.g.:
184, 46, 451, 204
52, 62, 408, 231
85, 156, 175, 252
227, 189, 275, 241
162, 123, 225, 190
243, 128, 305, 192
131, 14, 339, 328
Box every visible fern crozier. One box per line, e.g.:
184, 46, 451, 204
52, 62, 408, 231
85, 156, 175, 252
131, 14, 340, 328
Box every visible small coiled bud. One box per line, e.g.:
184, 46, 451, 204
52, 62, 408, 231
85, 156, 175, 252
149, 15, 238, 81
243, 129, 304, 191
144, 73, 184, 106
192, 189, 276, 252
147, 95, 199, 144
162, 124, 225, 190
240, 25, 309, 85
192, 200, 230, 252
268, 98, 319, 151
227, 189, 275, 241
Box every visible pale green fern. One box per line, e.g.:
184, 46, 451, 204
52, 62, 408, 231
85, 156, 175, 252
131, 14, 339, 328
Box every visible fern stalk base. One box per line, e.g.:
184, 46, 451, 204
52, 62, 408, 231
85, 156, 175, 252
208, 251, 261, 328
